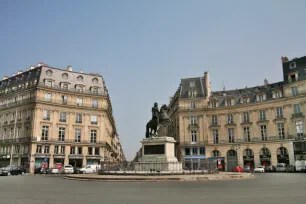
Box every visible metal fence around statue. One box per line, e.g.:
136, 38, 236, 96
98, 161, 218, 175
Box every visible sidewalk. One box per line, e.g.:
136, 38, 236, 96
64, 172, 253, 182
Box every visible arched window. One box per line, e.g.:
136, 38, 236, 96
227, 149, 237, 157
46, 69, 53, 76
92, 78, 99, 84
277, 147, 288, 155
212, 150, 221, 157
77, 75, 84, 82
260, 148, 271, 156
62, 73, 68, 79
243, 149, 254, 156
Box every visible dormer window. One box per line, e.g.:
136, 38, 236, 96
62, 73, 68, 79
226, 99, 232, 107
273, 91, 282, 99
210, 100, 218, 108
45, 80, 53, 87
257, 94, 266, 102
189, 81, 195, 87
77, 75, 84, 82
289, 62, 296, 69
288, 72, 298, 83
92, 78, 99, 84
75, 85, 84, 93
63, 83, 69, 90
241, 96, 249, 104
46, 70, 53, 76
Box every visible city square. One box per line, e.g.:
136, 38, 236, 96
1, 1, 306, 203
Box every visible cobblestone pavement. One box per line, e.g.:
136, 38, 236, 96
1, 173, 306, 204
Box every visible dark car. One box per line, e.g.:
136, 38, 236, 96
10, 166, 26, 175
264, 165, 276, 172
285, 164, 295, 172
243, 166, 253, 173
73, 167, 82, 174
34, 167, 49, 174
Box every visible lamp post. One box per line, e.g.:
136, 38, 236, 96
230, 143, 241, 166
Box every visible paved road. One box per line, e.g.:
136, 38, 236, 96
1, 173, 306, 204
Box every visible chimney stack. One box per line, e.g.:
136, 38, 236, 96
17, 70, 23, 75
37, 62, 45, 66
67, 65, 73, 72
264, 79, 269, 86
80, 68, 83, 73
30, 65, 36, 70
2, 76, 8, 80
204, 72, 211, 98
281, 56, 289, 63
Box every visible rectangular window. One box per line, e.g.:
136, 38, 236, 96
10, 128, 14, 139
43, 110, 50, 120
226, 99, 232, 107
44, 93, 52, 102
276, 107, 283, 118
60, 146, 65, 154
91, 116, 98, 125
76, 113, 82, 123
258, 95, 264, 102
16, 127, 20, 138
58, 127, 65, 141
211, 101, 216, 108
260, 125, 267, 141
244, 127, 250, 142
41, 126, 49, 141
92, 88, 99, 94
227, 114, 233, 124
77, 147, 82, 155
75, 128, 81, 143
293, 104, 301, 114
44, 146, 50, 154
199, 147, 205, 155
90, 130, 97, 143
18, 111, 22, 120
70, 146, 76, 154
88, 147, 93, 155
36, 145, 42, 153
292, 86, 298, 96
76, 86, 83, 93
190, 101, 196, 109
14, 145, 20, 154
26, 110, 31, 120
63, 84, 68, 90
277, 123, 285, 139
185, 148, 190, 155
274, 91, 281, 99
45, 80, 52, 87
296, 120, 304, 138
60, 112, 66, 122
54, 146, 59, 154
192, 147, 198, 155
190, 116, 197, 127
212, 129, 219, 144
95, 147, 99, 155
228, 128, 235, 143
76, 97, 83, 106
191, 130, 197, 143
25, 126, 29, 138
212, 115, 218, 125
92, 99, 98, 108
62, 95, 68, 105
259, 110, 266, 121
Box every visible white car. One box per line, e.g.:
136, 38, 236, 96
254, 166, 265, 173
80, 165, 99, 174
49, 168, 59, 174
64, 165, 74, 174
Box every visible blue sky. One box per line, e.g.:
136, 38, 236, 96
1, 0, 306, 160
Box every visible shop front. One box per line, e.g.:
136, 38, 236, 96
260, 148, 271, 166
184, 155, 206, 170
69, 155, 83, 168
277, 147, 289, 164
0, 155, 10, 167
35, 158, 50, 168
243, 149, 254, 169
86, 156, 100, 165
208, 157, 225, 171
293, 141, 306, 161
54, 156, 65, 168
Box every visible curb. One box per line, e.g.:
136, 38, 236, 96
63, 173, 253, 182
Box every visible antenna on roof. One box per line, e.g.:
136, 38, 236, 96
222, 80, 226, 91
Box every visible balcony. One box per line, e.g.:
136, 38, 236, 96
34, 153, 51, 158
68, 154, 83, 159
292, 112, 304, 118
91, 122, 98, 125
37, 82, 107, 96
86, 154, 100, 159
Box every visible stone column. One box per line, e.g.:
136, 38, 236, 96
82, 146, 88, 167
49, 145, 55, 168
29, 143, 36, 174
64, 146, 70, 166
287, 141, 295, 165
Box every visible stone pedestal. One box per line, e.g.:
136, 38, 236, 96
135, 136, 182, 172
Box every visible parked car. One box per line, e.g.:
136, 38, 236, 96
10, 166, 26, 175
264, 165, 276, 172
80, 165, 99, 174
285, 164, 295, 172
254, 166, 265, 173
0, 168, 9, 176
275, 163, 286, 172
243, 166, 253, 173
64, 165, 74, 174
73, 167, 82, 174
48, 168, 59, 174
295, 161, 306, 172
34, 167, 49, 174
232, 166, 243, 173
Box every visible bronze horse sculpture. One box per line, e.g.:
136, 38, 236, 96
145, 104, 171, 138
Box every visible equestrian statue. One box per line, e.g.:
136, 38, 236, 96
145, 102, 172, 138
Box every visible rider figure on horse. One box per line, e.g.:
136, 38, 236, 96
152, 102, 160, 126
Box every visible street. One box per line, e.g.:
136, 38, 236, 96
0, 173, 306, 204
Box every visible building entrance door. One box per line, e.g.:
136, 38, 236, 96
227, 150, 238, 171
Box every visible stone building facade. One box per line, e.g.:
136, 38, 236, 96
0, 63, 125, 173
167, 56, 306, 171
